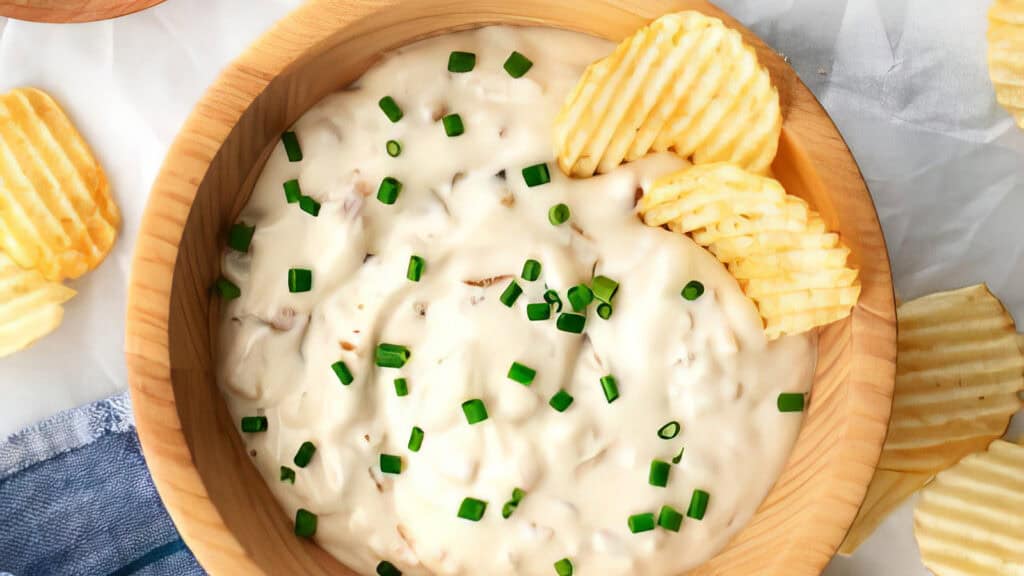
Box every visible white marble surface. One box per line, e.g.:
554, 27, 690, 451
0, 1, 1021, 574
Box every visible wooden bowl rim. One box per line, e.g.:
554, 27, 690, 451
0, 0, 166, 23
126, 1, 897, 574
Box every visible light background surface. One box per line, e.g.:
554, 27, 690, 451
0, 1, 1021, 574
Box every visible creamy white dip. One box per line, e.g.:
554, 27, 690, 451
218, 26, 815, 576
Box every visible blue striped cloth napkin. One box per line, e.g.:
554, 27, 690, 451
0, 393, 204, 576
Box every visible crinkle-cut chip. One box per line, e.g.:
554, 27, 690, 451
0, 251, 75, 357
728, 246, 851, 280
755, 285, 861, 318
988, 0, 1024, 128
763, 306, 853, 340
914, 439, 1024, 575
553, 11, 781, 177
710, 230, 839, 263
838, 469, 934, 556
879, 284, 1024, 473
0, 87, 120, 281
741, 268, 860, 300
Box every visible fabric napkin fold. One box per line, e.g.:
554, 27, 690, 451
0, 393, 203, 576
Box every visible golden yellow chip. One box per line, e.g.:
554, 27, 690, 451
637, 162, 859, 339
0, 87, 120, 281
914, 439, 1024, 575
988, 0, 1024, 129
838, 469, 933, 556
553, 11, 781, 177
0, 251, 75, 357
879, 284, 1024, 473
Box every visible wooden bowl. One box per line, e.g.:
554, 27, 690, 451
125, 1, 897, 574
0, 0, 165, 22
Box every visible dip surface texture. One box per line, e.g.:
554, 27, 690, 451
218, 26, 815, 576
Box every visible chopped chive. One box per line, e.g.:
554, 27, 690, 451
376, 560, 402, 576
281, 131, 302, 162
457, 497, 487, 521
553, 558, 573, 576
227, 223, 255, 252
240, 416, 267, 433
681, 280, 705, 301
380, 453, 402, 475
377, 177, 402, 205
442, 113, 464, 137
500, 280, 523, 307
298, 195, 321, 217
671, 445, 685, 465
521, 259, 542, 281
687, 489, 710, 520
503, 51, 534, 78
214, 277, 241, 300
283, 179, 302, 203
407, 255, 425, 282
526, 302, 551, 321
596, 302, 613, 319
378, 96, 403, 122
658, 505, 683, 532
288, 268, 313, 293
386, 139, 402, 157
522, 163, 550, 187
600, 375, 619, 403
408, 426, 424, 452
543, 289, 563, 312
778, 392, 806, 412
280, 466, 295, 484
649, 460, 671, 487
447, 51, 476, 73
375, 343, 411, 368
512, 488, 526, 502
501, 501, 518, 519
293, 441, 316, 468
462, 399, 489, 424
507, 362, 536, 386
548, 203, 570, 225
394, 377, 409, 397
657, 421, 681, 440
294, 508, 317, 538
628, 512, 656, 534
591, 275, 619, 303
556, 312, 586, 334
549, 390, 574, 412
331, 361, 354, 385
567, 284, 593, 312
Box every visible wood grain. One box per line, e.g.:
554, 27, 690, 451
0, 0, 164, 22
125, 1, 898, 574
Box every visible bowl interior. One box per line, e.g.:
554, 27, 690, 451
131, 1, 897, 574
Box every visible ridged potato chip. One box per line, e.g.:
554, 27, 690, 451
880, 284, 1024, 473
637, 162, 859, 339
553, 11, 781, 177
0, 251, 75, 357
0, 87, 120, 281
988, 0, 1024, 129
914, 439, 1024, 575
838, 469, 934, 556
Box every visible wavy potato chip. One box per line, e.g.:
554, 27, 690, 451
838, 469, 933, 556
914, 439, 1024, 575
637, 162, 859, 339
0, 251, 75, 357
988, 0, 1024, 129
880, 284, 1024, 473
553, 11, 781, 177
0, 87, 120, 281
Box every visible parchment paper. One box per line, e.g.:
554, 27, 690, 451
1, 1, 1021, 574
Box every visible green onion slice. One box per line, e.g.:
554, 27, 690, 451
549, 390, 574, 412
553, 558, 573, 576
377, 176, 402, 205
331, 361, 354, 386
447, 51, 476, 72
214, 277, 241, 300
408, 426, 424, 452
687, 489, 710, 520
681, 280, 705, 301
283, 179, 301, 203
658, 505, 683, 532
380, 453, 403, 475
548, 203, 570, 225
294, 508, 318, 538
298, 195, 320, 217
378, 96, 403, 122
522, 163, 551, 187
591, 275, 619, 303
288, 268, 312, 293
240, 416, 267, 433
600, 374, 619, 404
280, 465, 295, 484
442, 113, 464, 137
649, 459, 671, 488
628, 512, 656, 534
596, 302, 613, 320
394, 377, 409, 397
503, 51, 534, 78
777, 392, 806, 412
227, 223, 255, 253
386, 139, 402, 157
671, 445, 685, 465
543, 289, 563, 312
376, 560, 402, 576
500, 280, 523, 307
501, 501, 518, 519
461, 399, 489, 424
407, 255, 425, 282
526, 302, 551, 321
521, 259, 542, 281
556, 312, 586, 334
293, 441, 317, 468
567, 284, 593, 312
281, 131, 302, 162
658, 421, 681, 440
507, 362, 536, 386
457, 497, 487, 521
375, 343, 411, 368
